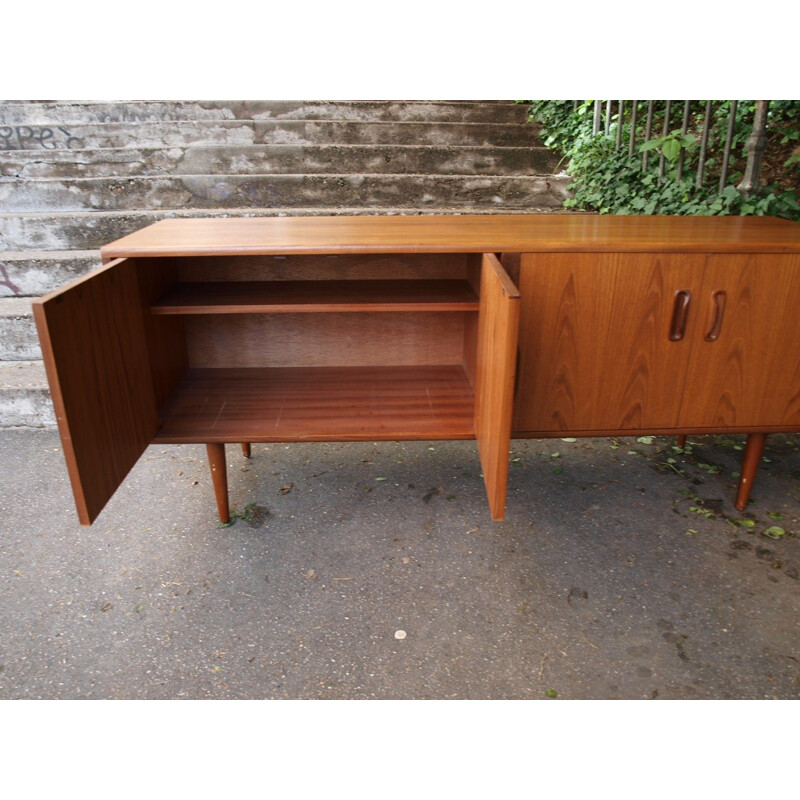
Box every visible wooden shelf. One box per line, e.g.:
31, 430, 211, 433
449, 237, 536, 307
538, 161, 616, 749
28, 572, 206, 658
153, 365, 476, 443
151, 280, 480, 314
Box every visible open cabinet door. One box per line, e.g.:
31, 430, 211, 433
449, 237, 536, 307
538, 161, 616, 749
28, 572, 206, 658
33, 258, 159, 525
474, 253, 520, 520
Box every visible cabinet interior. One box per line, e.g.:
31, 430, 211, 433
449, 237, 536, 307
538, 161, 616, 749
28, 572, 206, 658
142, 252, 487, 443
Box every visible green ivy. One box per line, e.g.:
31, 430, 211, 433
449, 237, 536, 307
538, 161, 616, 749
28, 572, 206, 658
526, 101, 800, 220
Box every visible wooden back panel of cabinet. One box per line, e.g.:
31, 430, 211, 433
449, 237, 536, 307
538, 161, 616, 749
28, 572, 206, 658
181, 312, 473, 369
679, 253, 800, 430
173, 252, 471, 282
512, 252, 706, 434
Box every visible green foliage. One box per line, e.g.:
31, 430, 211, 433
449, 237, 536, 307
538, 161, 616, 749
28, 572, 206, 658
527, 101, 800, 220
640, 131, 697, 161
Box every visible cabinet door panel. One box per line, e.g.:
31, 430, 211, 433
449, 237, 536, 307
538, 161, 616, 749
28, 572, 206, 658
474, 253, 520, 520
680, 253, 800, 429
33, 258, 159, 525
513, 252, 705, 433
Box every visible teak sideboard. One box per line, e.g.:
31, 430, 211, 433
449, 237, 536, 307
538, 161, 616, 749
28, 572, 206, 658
33, 214, 800, 526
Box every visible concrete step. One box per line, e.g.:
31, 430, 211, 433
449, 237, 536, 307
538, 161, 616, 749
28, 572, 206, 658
1, 100, 528, 125
0, 297, 39, 360
0, 360, 54, 427
0, 206, 572, 253
3, 144, 560, 179
0, 119, 543, 151
0, 120, 256, 150
1, 173, 571, 212
0, 250, 99, 296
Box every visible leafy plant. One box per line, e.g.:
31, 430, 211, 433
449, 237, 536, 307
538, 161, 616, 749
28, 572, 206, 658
216, 502, 262, 528
641, 131, 697, 162
526, 101, 800, 221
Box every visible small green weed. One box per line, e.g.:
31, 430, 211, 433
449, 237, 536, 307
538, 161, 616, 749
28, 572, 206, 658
217, 502, 263, 528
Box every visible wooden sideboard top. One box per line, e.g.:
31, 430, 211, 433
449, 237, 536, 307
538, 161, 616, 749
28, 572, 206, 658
101, 214, 800, 259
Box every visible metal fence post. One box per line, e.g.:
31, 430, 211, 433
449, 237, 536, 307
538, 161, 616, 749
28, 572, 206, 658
642, 102, 654, 170
696, 101, 713, 189
676, 100, 691, 181
658, 101, 672, 179
628, 101, 638, 158
720, 100, 738, 191
737, 101, 770, 197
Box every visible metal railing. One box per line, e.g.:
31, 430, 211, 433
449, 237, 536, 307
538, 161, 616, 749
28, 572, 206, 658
584, 100, 769, 197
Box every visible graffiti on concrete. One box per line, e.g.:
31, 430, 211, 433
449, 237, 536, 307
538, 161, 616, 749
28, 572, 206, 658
0, 265, 22, 295
0, 126, 84, 150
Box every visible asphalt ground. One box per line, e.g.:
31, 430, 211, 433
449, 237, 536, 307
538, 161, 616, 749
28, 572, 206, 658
1, 428, 799, 701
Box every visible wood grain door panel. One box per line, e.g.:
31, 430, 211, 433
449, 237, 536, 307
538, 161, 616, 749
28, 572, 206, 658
33, 258, 159, 525
474, 253, 520, 520
513, 252, 706, 433
679, 253, 800, 429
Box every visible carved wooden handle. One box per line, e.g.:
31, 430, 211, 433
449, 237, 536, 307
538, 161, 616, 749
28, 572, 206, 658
705, 290, 727, 341
669, 290, 692, 341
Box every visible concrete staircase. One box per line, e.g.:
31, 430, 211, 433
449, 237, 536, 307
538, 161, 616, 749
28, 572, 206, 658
0, 99, 568, 427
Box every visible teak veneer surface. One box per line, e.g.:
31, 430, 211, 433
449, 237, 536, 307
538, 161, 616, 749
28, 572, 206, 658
514, 252, 706, 433
32, 258, 159, 525
39, 213, 800, 526
101, 214, 800, 259
174, 253, 471, 284
182, 312, 472, 369
474, 254, 520, 520
512, 249, 800, 436
153, 365, 476, 443
152, 279, 479, 314
679, 253, 800, 429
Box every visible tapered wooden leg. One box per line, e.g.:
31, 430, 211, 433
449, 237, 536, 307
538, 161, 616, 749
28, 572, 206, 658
735, 433, 767, 511
206, 443, 230, 523
677, 435, 687, 448
241, 443, 251, 458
